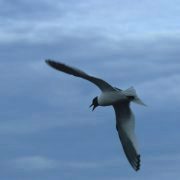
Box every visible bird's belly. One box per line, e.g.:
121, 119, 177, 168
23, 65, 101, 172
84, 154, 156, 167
98, 91, 126, 106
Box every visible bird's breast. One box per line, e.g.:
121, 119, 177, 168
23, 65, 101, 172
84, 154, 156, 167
98, 91, 126, 106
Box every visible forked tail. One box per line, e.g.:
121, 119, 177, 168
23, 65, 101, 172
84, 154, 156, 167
122, 87, 146, 106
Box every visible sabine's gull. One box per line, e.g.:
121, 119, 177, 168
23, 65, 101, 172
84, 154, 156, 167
45, 60, 146, 171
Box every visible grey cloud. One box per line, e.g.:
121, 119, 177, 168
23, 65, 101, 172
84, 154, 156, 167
60, 158, 124, 169
11, 156, 57, 171
1, 36, 180, 122
1, 0, 180, 45
1, 1, 180, 179
0, 112, 107, 134
0, 0, 59, 19
138, 73, 180, 97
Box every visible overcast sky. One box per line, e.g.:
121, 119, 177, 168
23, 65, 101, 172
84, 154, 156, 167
1, 0, 180, 179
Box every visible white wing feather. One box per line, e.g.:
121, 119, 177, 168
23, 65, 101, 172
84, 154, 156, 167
113, 102, 140, 171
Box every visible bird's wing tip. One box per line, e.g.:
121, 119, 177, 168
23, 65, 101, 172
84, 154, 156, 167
135, 154, 141, 171
45, 59, 52, 64
45, 59, 58, 68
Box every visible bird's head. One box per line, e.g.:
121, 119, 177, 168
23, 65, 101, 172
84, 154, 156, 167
89, 97, 99, 111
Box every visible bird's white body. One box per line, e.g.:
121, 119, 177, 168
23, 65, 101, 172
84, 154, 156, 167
98, 90, 126, 106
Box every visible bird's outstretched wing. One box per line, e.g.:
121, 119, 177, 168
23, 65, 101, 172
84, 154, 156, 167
113, 102, 140, 171
46, 60, 115, 92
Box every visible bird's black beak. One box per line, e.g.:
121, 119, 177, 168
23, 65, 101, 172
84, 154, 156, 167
89, 103, 96, 111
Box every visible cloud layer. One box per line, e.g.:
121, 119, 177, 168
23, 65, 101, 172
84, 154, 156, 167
1, 0, 180, 180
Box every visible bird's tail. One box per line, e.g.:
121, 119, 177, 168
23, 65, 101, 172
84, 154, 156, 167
122, 87, 146, 106
122, 86, 137, 96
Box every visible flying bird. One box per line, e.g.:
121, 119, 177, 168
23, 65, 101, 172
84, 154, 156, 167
45, 60, 145, 171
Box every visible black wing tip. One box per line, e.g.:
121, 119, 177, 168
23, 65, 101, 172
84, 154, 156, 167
45, 59, 65, 69
45, 59, 55, 65
134, 154, 141, 171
